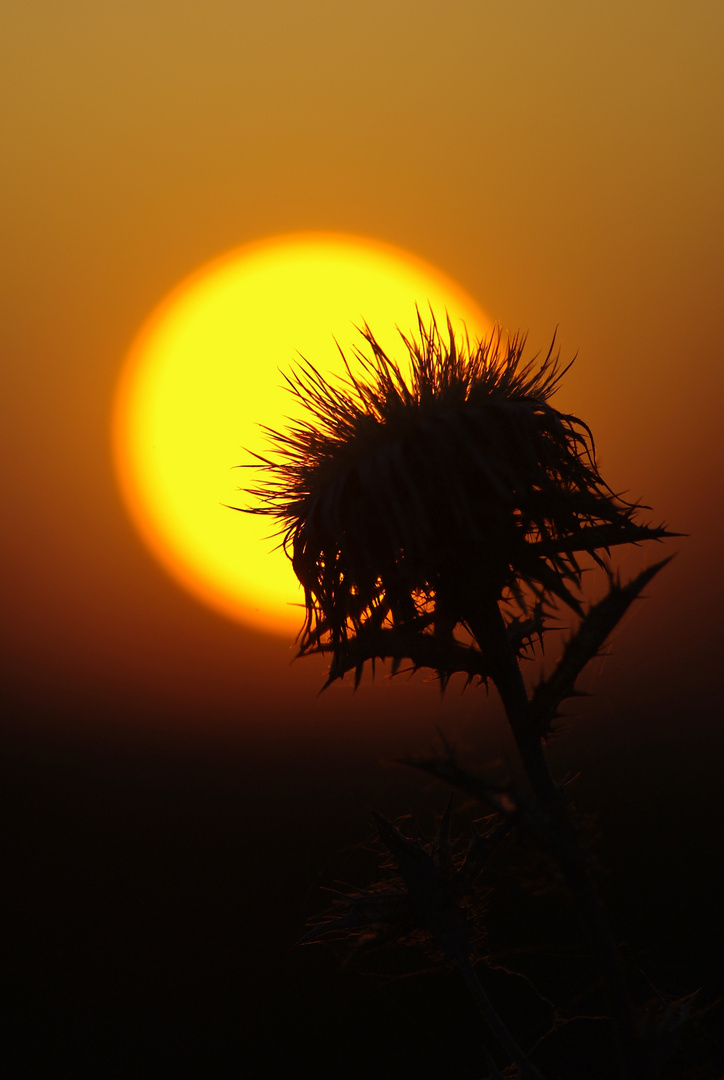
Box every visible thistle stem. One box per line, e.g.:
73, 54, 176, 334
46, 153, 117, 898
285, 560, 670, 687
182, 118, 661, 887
469, 600, 643, 1080
455, 951, 545, 1080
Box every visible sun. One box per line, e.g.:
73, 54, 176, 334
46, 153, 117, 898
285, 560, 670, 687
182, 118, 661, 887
112, 233, 491, 637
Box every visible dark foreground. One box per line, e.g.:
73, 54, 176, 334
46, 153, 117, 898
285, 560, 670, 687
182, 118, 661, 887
4, 722, 723, 1079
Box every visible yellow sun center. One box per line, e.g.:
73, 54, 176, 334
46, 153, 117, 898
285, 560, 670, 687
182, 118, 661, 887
112, 233, 491, 637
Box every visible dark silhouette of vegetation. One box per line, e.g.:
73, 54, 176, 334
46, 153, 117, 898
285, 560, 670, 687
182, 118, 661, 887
240, 312, 711, 1078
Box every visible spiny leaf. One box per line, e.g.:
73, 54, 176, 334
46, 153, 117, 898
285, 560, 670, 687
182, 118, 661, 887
529, 557, 673, 737
399, 753, 520, 820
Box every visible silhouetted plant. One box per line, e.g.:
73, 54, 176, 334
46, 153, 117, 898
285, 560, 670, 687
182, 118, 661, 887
300, 804, 546, 1080
241, 311, 681, 1079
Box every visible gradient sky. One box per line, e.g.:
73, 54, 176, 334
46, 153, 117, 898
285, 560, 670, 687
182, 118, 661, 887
3, 0, 723, 759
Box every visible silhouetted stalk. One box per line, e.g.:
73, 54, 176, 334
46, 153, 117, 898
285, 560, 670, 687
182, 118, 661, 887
455, 951, 546, 1080
470, 598, 642, 1079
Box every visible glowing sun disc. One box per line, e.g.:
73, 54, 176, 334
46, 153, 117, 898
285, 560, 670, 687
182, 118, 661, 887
112, 233, 491, 637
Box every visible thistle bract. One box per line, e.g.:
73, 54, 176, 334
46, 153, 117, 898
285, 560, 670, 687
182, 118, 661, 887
246, 312, 666, 683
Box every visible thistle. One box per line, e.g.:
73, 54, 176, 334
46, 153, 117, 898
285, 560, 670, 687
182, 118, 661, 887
246, 311, 668, 689
241, 311, 676, 1078
300, 806, 547, 1080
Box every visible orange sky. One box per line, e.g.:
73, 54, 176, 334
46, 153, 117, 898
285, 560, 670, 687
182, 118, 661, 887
3, 1, 723, 759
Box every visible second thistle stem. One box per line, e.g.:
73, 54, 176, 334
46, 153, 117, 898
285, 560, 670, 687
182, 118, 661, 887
455, 952, 545, 1080
469, 600, 642, 1080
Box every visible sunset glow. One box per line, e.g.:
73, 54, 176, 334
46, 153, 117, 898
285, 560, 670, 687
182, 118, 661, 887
112, 233, 491, 636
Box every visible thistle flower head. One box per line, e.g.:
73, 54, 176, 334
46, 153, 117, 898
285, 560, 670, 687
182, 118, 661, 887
246, 312, 668, 683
